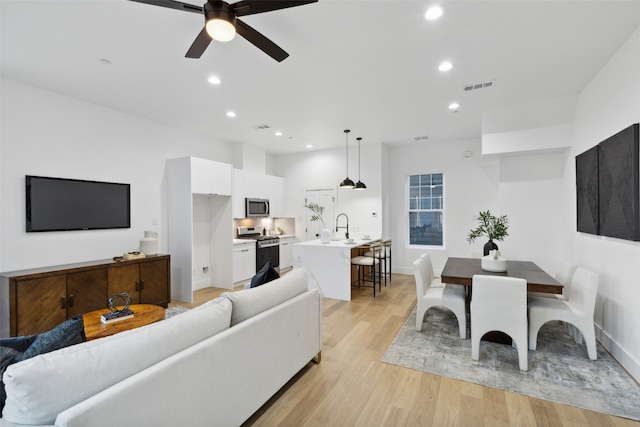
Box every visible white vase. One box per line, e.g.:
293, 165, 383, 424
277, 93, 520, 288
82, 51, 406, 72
140, 230, 158, 255
320, 228, 331, 244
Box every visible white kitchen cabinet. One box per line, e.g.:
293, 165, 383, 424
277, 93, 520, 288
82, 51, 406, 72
233, 242, 256, 284
232, 168, 245, 218
267, 175, 285, 217
190, 157, 232, 195
244, 170, 267, 199
279, 236, 295, 271
167, 157, 234, 302
232, 169, 285, 218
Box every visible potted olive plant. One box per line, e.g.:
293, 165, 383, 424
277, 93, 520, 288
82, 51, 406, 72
467, 210, 509, 256
305, 203, 331, 243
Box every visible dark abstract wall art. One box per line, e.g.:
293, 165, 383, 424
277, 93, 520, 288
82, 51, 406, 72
576, 145, 599, 235
576, 123, 639, 242
598, 124, 639, 241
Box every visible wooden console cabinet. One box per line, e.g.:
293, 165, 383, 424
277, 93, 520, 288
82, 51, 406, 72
0, 255, 170, 337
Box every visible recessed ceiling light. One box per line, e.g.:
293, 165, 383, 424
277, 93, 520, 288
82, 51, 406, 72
438, 61, 453, 72
448, 102, 460, 110
306, 144, 313, 149
207, 75, 221, 85
275, 131, 283, 136
425, 5, 444, 21
226, 111, 236, 118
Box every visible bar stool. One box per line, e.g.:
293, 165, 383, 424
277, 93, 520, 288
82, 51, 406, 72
364, 239, 392, 286
351, 242, 383, 297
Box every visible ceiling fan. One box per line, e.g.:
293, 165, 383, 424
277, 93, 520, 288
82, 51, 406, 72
129, 0, 318, 61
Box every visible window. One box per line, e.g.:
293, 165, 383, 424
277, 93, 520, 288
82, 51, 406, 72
408, 173, 444, 247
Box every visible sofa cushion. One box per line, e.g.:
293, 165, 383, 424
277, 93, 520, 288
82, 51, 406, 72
2, 297, 232, 425
223, 267, 307, 326
1, 316, 86, 413
250, 260, 280, 288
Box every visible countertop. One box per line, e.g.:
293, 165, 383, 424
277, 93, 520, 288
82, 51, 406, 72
295, 237, 380, 248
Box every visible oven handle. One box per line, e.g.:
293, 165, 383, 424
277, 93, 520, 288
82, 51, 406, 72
258, 242, 280, 248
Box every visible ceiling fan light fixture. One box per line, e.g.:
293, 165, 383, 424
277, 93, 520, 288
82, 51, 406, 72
205, 2, 236, 42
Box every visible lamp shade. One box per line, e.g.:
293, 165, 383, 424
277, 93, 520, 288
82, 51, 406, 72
340, 177, 355, 188
354, 180, 367, 190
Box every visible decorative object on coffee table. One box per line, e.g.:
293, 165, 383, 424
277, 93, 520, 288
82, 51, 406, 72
101, 292, 134, 324
467, 210, 509, 256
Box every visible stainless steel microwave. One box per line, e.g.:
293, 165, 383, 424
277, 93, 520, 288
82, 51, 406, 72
245, 198, 270, 217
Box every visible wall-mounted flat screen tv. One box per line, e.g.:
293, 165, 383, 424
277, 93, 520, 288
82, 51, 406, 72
26, 175, 131, 232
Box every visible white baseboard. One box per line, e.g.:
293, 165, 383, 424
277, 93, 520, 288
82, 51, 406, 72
596, 323, 640, 383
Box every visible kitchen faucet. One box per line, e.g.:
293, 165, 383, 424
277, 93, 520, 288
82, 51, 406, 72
336, 213, 349, 239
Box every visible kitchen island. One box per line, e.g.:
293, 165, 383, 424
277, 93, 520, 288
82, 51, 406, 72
293, 237, 379, 301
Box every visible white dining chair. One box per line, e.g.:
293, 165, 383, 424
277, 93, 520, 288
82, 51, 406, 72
528, 261, 576, 300
471, 274, 528, 371
419, 253, 464, 290
528, 266, 599, 360
413, 258, 467, 338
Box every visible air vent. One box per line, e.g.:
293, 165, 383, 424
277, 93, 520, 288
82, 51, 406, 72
463, 80, 495, 92
253, 124, 271, 130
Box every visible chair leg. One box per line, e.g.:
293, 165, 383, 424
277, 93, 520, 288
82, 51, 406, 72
513, 333, 528, 371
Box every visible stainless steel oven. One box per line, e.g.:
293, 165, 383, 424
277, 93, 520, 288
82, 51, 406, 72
256, 236, 280, 270
237, 226, 280, 271
245, 198, 270, 217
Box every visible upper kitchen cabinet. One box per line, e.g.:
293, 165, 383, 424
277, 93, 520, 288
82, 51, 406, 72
232, 169, 285, 218
267, 175, 285, 217
244, 171, 267, 199
190, 157, 232, 195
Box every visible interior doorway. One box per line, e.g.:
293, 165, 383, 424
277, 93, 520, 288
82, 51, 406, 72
305, 189, 335, 241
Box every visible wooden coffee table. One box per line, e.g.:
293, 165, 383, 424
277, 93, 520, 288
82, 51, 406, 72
83, 304, 166, 341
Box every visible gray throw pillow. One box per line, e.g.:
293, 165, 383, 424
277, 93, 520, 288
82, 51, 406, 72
1, 315, 86, 412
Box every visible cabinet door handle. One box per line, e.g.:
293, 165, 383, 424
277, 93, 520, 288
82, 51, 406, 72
139, 280, 145, 291
135, 281, 139, 291
61, 296, 67, 309
68, 294, 74, 307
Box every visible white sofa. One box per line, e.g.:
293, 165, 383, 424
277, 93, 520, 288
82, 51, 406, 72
1, 267, 321, 427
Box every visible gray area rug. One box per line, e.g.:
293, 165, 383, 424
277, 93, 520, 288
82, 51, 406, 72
165, 306, 189, 319
382, 306, 640, 421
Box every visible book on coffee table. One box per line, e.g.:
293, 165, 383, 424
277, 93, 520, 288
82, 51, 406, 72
100, 309, 134, 324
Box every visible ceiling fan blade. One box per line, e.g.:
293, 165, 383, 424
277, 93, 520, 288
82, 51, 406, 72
236, 19, 288, 62
128, 0, 204, 14
185, 27, 212, 58
233, 0, 317, 17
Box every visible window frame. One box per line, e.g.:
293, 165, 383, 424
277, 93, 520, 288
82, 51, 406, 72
406, 172, 446, 249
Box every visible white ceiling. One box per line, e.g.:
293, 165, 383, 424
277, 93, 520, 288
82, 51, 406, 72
2, 0, 640, 155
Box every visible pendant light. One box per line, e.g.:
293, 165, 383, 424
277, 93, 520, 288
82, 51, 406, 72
354, 137, 367, 190
339, 129, 355, 188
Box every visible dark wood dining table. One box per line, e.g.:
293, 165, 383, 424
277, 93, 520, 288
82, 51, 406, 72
441, 257, 563, 294
440, 257, 562, 344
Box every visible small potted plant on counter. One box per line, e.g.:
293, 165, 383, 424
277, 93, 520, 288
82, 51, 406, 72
467, 210, 509, 256
305, 203, 331, 243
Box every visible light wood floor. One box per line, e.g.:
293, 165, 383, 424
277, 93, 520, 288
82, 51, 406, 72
172, 274, 639, 427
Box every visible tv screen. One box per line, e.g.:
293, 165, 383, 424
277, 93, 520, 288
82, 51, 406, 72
26, 175, 131, 232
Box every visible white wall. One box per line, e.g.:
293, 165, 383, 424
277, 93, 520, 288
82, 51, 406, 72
273, 142, 383, 239
389, 139, 501, 274
0, 78, 234, 272
567, 25, 640, 381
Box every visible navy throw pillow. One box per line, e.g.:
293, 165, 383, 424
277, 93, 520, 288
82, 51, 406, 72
250, 260, 280, 288
1, 315, 86, 412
